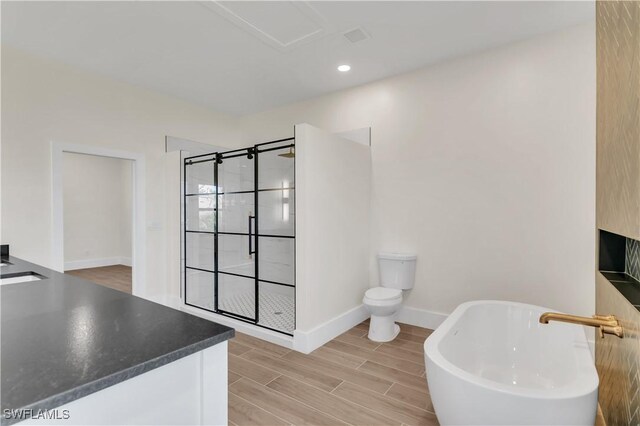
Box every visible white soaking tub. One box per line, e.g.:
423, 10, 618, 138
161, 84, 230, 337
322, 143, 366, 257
424, 300, 598, 425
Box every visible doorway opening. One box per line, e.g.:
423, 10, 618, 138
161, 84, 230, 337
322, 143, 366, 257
62, 153, 133, 293
51, 143, 146, 297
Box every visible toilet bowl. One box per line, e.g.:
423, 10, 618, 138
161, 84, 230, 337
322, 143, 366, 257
363, 287, 403, 341
363, 253, 416, 342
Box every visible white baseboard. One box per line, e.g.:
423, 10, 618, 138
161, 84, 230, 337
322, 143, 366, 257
397, 305, 448, 331
180, 304, 294, 349
293, 304, 369, 354
178, 302, 446, 355
64, 257, 132, 271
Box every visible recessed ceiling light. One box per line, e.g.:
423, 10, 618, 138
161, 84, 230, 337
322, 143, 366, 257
337, 64, 351, 72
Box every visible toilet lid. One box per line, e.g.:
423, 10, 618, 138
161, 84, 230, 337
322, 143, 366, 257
365, 287, 402, 301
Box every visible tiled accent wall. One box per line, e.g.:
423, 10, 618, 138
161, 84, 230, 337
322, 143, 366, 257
596, 0, 640, 423
596, 0, 640, 240
596, 273, 640, 426
626, 238, 640, 281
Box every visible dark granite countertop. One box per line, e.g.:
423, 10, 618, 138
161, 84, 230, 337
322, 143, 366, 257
1, 256, 234, 425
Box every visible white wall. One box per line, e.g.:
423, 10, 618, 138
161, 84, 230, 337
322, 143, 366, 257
238, 23, 597, 318
63, 152, 132, 269
1, 47, 241, 301
1, 22, 596, 323
295, 124, 371, 332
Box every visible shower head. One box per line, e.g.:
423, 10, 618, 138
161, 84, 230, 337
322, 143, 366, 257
278, 147, 295, 158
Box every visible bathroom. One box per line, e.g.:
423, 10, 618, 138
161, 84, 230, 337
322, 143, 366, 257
1, 1, 638, 425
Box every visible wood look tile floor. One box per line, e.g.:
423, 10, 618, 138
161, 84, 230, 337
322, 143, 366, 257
66, 265, 132, 293
228, 320, 438, 426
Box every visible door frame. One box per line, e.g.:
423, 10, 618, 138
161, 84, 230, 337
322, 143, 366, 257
51, 142, 146, 297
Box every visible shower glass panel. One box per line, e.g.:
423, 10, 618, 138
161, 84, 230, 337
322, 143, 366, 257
218, 273, 256, 321
183, 139, 295, 335
185, 269, 215, 310
218, 192, 254, 233
258, 237, 294, 285
258, 281, 294, 332
257, 190, 295, 236
184, 154, 217, 312
216, 150, 257, 321
185, 233, 215, 271
185, 195, 216, 232
258, 144, 295, 190
218, 154, 254, 193
185, 160, 215, 194
218, 234, 254, 277
257, 143, 295, 236
256, 141, 295, 334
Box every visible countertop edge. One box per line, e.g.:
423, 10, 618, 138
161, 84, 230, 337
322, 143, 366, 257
2, 255, 235, 426
1, 329, 234, 426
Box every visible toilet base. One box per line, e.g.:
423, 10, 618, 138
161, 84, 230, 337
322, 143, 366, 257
367, 316, 401, 342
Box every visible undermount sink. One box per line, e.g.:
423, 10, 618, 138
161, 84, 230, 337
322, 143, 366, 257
0, 271, 46, 285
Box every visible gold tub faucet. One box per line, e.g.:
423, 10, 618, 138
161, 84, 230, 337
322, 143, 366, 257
539, 312, 624, 338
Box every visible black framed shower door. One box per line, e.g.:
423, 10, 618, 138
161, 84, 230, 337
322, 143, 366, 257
183, 138, 296, 335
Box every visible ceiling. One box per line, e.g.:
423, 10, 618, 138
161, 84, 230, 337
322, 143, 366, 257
1, 1, 594, 116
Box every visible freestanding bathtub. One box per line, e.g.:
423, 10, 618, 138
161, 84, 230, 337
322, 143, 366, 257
424, 300, 598, 425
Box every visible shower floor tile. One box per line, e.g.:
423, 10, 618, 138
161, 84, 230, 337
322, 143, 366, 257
194, 290, 294, 333
220, 290, 294, 333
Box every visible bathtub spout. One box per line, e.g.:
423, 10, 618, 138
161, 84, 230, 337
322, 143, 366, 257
539, 312, 624, 338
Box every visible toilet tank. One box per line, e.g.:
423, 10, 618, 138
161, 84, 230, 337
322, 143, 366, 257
378, 253, 417, 290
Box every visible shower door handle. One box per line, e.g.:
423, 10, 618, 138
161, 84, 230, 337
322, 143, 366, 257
248, 215, 255, 256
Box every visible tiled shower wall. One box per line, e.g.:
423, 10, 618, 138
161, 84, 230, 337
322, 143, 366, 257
625, 238, 640, 281
595, 273, 640, 425
596, 1, 640, 424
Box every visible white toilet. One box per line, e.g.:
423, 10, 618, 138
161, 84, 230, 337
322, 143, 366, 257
363, 253, 417, 342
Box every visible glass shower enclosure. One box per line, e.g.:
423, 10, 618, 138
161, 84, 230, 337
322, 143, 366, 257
183, 138, 295, 335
